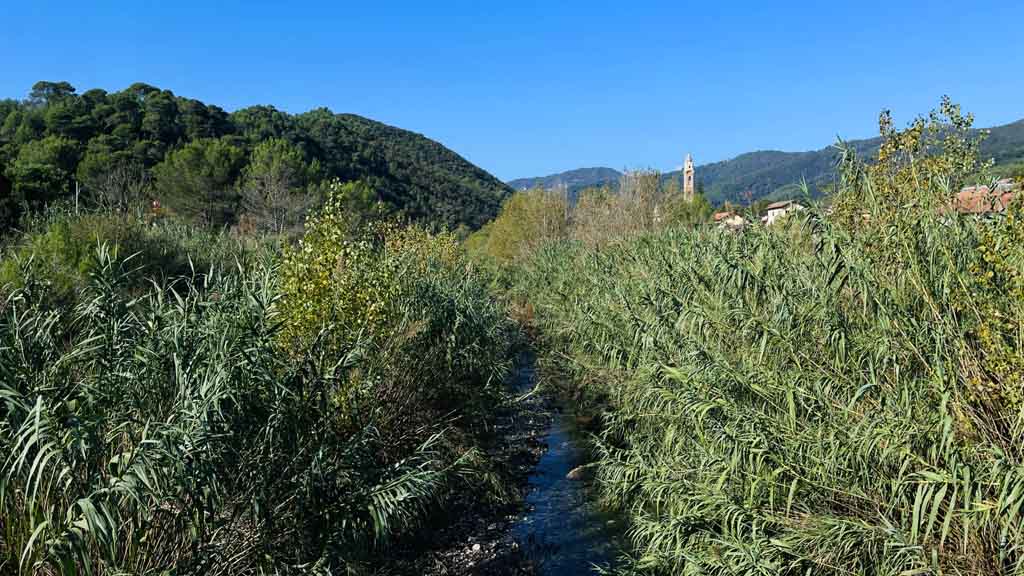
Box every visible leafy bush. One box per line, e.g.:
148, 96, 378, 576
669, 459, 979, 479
279, 181, 514, 432
464, 187, 569, 265
0, 210, 248, 307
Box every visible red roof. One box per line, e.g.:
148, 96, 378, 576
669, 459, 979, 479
713, 211, 734, 222
953, 179, 1018, 214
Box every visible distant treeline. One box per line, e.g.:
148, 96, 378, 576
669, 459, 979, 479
0, 81, 511, 232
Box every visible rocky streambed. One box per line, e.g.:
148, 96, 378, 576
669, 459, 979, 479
389, 353, 620, 575
508, 360, 619, 575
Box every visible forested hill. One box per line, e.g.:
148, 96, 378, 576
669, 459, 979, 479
511, 117, 1024, 205
680, 117, 1024, 203
508, 167, 622, 191
0, 81, 511, 230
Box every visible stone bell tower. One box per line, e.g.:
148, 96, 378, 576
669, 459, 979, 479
683, 154, 695, 201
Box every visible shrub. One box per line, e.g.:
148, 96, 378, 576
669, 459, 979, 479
464, 187, 569, 265
0, 211, 249, 307
278, 182, 515, 432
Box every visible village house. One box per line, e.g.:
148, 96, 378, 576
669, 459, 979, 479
951, 178, 1018, 215
713, 210, 746, 230
762, 200, 805, 225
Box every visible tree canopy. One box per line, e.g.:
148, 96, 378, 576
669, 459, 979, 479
0, 81, 511, 232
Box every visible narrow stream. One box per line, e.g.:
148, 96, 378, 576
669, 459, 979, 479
509, 356, 619, 575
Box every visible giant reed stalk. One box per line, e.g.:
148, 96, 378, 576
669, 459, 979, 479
517, 101, 1024, 575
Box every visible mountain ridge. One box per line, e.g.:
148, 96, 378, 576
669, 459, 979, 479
508, 167, 622, 192
509, 117, 1024, 205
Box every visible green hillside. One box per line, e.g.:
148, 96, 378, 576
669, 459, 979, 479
0, 81, 511, 231
508, 166, 622, 192
670, 118, 1024, 204
510, 117, 1024, 206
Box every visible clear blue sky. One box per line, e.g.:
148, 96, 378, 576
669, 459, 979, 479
2, 1, 1022, 180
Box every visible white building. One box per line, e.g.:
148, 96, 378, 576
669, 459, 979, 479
762, 200, 805, 226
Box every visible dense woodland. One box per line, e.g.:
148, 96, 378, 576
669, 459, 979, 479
0, 81, 511, 233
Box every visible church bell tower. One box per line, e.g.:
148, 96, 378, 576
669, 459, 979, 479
683, 154, 695, 201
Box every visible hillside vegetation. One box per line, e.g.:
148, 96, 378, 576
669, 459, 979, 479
0, 81, 511, 232
673, 117, 1024, 204
480, 100, 1024, 574
508, 167, 623, 192
510, 116, 1024, 205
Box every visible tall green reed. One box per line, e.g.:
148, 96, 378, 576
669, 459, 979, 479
516, 101, 1024, 574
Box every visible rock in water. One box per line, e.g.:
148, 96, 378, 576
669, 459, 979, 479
566, 465, 593, 481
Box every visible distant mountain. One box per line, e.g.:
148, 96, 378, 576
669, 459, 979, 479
981, 118, 1024, 165
508, 167, 622, 192
670, 117, 1024, 204
663, 144, 876, 205
511, 118, 1024, 206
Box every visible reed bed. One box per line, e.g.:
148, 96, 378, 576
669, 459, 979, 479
0, 211, 516, 573
516, 104, 1024, 574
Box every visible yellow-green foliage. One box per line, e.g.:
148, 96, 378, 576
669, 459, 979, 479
833, 96, 987, 227
465, 188, 568, 264
277, 181, 495, 410
280, 193, 446, 348
467, 176, 712, 265
382, 221, 460, 272
279, 181, 387, 354
969, 202, 1024, 411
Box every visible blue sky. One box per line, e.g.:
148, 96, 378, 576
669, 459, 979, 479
2, 1, 1022, 180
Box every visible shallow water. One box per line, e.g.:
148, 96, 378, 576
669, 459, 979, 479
509, 358, 618, 575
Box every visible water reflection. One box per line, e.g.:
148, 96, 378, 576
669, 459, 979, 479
510, 360, 618, 575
